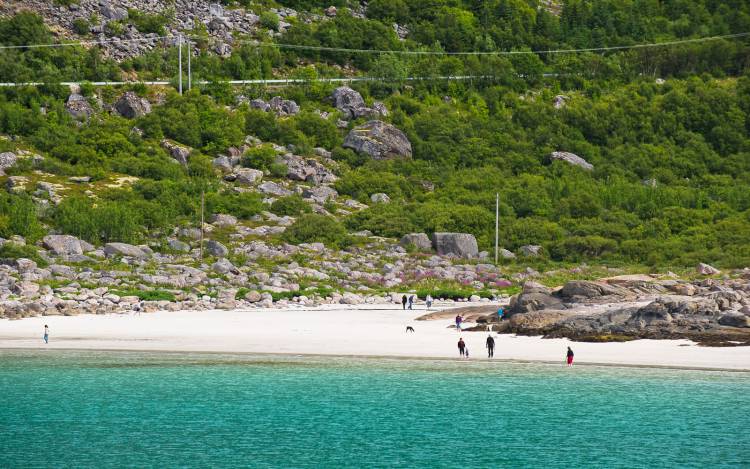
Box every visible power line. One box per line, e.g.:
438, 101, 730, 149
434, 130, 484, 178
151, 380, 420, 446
1, 31, 747, 55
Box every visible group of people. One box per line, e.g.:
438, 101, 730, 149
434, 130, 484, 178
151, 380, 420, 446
401, 294, 433, 310
457, 335, 575, 365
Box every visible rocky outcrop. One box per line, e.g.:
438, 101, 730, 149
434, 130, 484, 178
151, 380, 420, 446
161, 140, 191, 165
205, 239, 229, 258
114, 92, 151, 118
250, 96, 299, 116
258, 181, 292, 197
43, 235, 84, 256
697, 263, 721, 275
65, 93, 94, 120
343, 121, 412, 159
280, 154, 336, 184
550, 151, 593, 171
234, 168, 263, 186
519, 245, 542, 257
370, 193, 390, 204
431, 233, 478, 258
0, 152, 17, 175
103, 243, 151, 259
331, 87, 387, 120
559, 281, 630, 300
302, 185, 337, 204
400, 233, 432, 252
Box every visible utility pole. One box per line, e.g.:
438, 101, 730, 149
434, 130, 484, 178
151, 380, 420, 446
187, 38, 191, 91
178, 33, 183, 95
495, 192, 499, 264
199, 190, 205, 261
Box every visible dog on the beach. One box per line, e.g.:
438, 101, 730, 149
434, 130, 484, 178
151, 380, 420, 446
405, 326, 415, 333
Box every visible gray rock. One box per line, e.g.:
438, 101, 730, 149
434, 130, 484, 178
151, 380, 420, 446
550, 151, 593, 171
559, 281, 629, 300
114, 92, 151, 118
400, 233, 432, 252
161, 140, 191, 165
431, 233, 479, 258
42, 235, 83, 256
553, 95, 568, 109
302, 186, 337, 204
268, 96, 299, 116
212, 156, 233, 173
718, 313, 750, 328
696, 263, 721, 275
343, 120, 412, 159
212, 258, 238, 275
245, 290, 262, 302
370, 193, 390, 204
259, 181, 292, 197
100, 1, 128, 21
210, 214, 238, 227
0, 152, 17, 174
332, 86, 366, 119
235, 168, 263, 186
508, 291, 565, 316
103, 243, 150, 259
205, 240, 229, 258
520, 245, 543, 257
15, 258, 37, 273
499, 248, 516, 259
65, 93, 94, 120
167, 239, 190, 253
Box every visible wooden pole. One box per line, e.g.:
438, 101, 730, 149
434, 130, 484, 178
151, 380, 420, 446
178, 34, 183, 95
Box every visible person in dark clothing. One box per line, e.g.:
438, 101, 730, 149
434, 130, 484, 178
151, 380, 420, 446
401, 295, 407, 310
566, 346, 574, 366
486, 335, 495, 358
457, 338, 466, 357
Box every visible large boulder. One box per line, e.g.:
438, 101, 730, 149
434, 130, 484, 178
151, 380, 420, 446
302, 185, 338, 204
205, 239, 229, 258
400, 233, 432, 252
343, 120, 412, 159
258, 181, 292, 197
100, 1, 128, 21
559, 280, 629, 300
268, 96, 300, 116
234, 168, 263, 186
431, 233, 479, 258
550, 151, 593, 171
281, 154, 337, 184
696, 263, 721, 275
718, 313, 750, 328
103, 243, 150, 259
42, 235, 84, 256
330, 86, 387, 119
0, 152, 17, 175
65, 94, 94, 120
519, 245, 543, 257
161, 140, 191, 165
508, 291, 565, 316
114, 92, 151, 118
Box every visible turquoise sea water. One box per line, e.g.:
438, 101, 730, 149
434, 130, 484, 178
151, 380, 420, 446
0, 350, 748, 468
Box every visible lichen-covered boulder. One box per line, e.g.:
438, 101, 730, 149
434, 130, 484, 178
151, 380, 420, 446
550, 151, 593, 171
43, 235, 84, 256
343, 120, 412, 159
431, 233, 478, 258
114, 92, 151, 118
400, 233, 432, 252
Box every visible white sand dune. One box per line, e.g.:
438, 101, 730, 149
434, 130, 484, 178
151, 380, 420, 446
1, 303, 748, 370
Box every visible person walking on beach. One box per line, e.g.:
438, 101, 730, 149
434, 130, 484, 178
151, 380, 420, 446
486, 334, 495, 358
401, 295, 407, 310
458, 338, 466, 357
497, 307, 504, 322
566, 346, 574, 366
455, 314, 463, 331
426, 294, 433, 310
43, 325, 49, 344
408, 295, 415, 310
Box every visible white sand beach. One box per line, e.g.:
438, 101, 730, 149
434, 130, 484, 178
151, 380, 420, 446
1, 303, 749, 370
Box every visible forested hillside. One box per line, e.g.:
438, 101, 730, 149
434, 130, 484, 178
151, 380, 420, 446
1, 0, 749, 273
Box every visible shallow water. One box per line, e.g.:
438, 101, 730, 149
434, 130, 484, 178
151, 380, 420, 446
1, 350, 748, 468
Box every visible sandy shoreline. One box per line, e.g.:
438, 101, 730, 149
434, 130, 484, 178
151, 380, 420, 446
1, 304, 749, 371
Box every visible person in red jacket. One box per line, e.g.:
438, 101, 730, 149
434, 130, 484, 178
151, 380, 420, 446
566, 346, 574, 366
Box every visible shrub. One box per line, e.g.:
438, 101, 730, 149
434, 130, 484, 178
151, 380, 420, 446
0, 243, 48, 267
283, 214, 349, 247
53, 197, 142, 244
270, 195, 311, 216
110, 289, 176, 301
72, 18, 90, 35
260, 11, 280, 31
242, 145, 277, 171
0, 194, 44, 242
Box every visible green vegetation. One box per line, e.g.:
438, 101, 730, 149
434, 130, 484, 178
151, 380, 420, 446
0, 4, 749, 268
109, 289, 176, 301
282, 214, 349, 248
270, 194, 312, 216
0, 243, 48, 267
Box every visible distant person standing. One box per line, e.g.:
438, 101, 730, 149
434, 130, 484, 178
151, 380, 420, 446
497, 307, 505, 322
401, 295, 407, 310
486, 334, 495, 358
457, 338, 466, 357
566, 347, 574, 366
408, 295, 415, 310
43, 325, 49, 344
426, 294, 433, 310
455, 314, 463, 331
